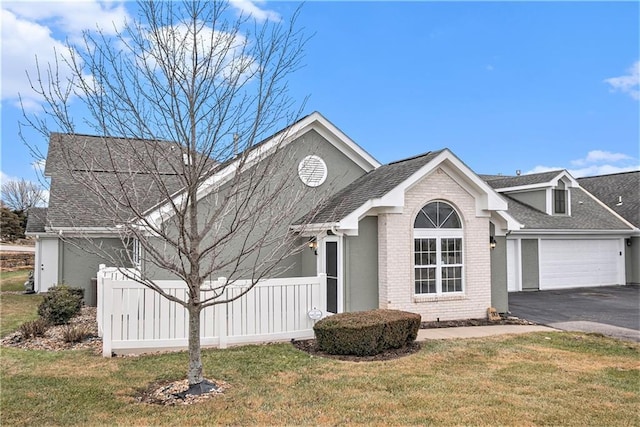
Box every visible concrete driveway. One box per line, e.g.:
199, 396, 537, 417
508, 285, 640, 342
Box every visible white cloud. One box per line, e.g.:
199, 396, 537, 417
1, 1, 130, 109
604, 60, 640, 100
229, 0, 281, 22
526, 149, 639, 178
570, 150, 632, 167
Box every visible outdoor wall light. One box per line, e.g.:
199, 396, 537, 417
308, 238, 318, 254
626, 238, 632, 247
490, 236, 497, 250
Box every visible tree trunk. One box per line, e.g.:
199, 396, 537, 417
187, 304, 204, 386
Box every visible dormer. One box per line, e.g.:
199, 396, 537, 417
486, 170, 580, 217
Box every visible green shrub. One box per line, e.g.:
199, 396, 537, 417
37, 285, 84, 325
19, 318, 49, 339
313, 309, 421, 356
61, 324, 91, 343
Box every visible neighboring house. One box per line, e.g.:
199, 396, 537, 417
483, 171, 636, 292
26, 112, 636, 321
577, 171, 640, 284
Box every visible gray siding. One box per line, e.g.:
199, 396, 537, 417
521, 239, 540, 291
143, 129, 367, 281
626, 236, 640, 284
61, 238, 130, 306
490, 235, 508, 312
508, 189, 546, 212
344, 216, 379, 312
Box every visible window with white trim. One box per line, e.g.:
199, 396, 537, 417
414, 201, 463, 295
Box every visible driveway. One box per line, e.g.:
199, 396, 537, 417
508, 285, 640, 342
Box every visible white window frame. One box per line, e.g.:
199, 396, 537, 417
414, 229, 464, 295
413, 201, 464, 296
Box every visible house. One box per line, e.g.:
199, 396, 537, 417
26, 112, 636, 322
482, 171, 636, 294
577, 171, 640, 285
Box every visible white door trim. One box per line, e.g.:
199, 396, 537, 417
321, 236, 344, 313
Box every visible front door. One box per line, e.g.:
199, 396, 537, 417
323, 237, 342, 314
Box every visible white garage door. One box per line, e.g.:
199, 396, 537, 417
539, 239, 624, 290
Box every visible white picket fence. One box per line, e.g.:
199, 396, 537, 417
96, 266, 327, 357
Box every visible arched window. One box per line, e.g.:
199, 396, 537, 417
414, 201, 463, 295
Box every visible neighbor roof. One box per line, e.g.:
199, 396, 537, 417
578, 171, 640, 228
297, 150, 444, 225
482, 170, 564, 189
504, 187, 632, 230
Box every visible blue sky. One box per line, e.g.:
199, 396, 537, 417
2, 1, 639, 193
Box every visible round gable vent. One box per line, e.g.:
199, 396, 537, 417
298, 155, 327, 187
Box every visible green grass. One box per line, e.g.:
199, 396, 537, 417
1, 270, 43, 337
0, 269, 31, 292
1, 281, 639, 426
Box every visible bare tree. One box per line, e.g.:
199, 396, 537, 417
21, 0, 317, 394
1, 178, 46, 212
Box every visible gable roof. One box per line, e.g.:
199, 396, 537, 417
42, 113, 381, 231
298, 151, 444, 225
483, 170, 578, 191
504, 187, 632, 231
578, 171, 640, 228
142, 112, 381, 227
296, 149, 511, 234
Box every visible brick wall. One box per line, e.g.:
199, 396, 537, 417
378, 167, 491, 321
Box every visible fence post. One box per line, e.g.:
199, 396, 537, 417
102, 278, 113, 357
318, 273, 327, 316
96, 265, 105, 337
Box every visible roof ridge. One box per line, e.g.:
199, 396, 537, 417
387, 149, 442, 165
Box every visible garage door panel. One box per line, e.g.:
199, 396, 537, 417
540, 239, 623, 290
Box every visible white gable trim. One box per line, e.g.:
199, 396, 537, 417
141, 112, 381, 228
336, 149, 510, 234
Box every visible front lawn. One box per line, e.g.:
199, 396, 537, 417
1, 270, 42, 337
1, 273, 638, 425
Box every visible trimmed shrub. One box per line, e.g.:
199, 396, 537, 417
19, 318, 49, 339
313, 309, 421, 356
37, 285, 84, 325
61, 324, 91, 343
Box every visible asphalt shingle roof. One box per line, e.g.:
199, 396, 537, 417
578, 171, 640, 228
297, 150, 443, 225
483, 170, 563, 189
25, 207, 48, 233
505, 187, 632, 230
45, 133, 191, 228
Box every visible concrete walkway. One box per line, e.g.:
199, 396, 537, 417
417, 324, 554, 340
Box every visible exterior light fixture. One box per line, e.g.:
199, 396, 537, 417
308, 237, 318, 254
626, 238, 632, 247
490, 236, 497, 250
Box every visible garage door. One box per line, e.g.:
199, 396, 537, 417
539, 239, 624, 290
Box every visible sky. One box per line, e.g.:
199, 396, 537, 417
1, 0, 639, 196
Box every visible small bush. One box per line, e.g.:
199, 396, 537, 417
61, 324, 91, 343
19, 318, 49, 339
313, 309, 421, 356
37, 285, 84, 325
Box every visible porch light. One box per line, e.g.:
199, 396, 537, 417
308, 237, 318, 254
490, 236, 497, 250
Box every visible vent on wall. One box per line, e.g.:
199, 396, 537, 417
298, 155, 327, 187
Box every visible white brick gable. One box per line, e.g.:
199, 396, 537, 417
378, 166, 491, 321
